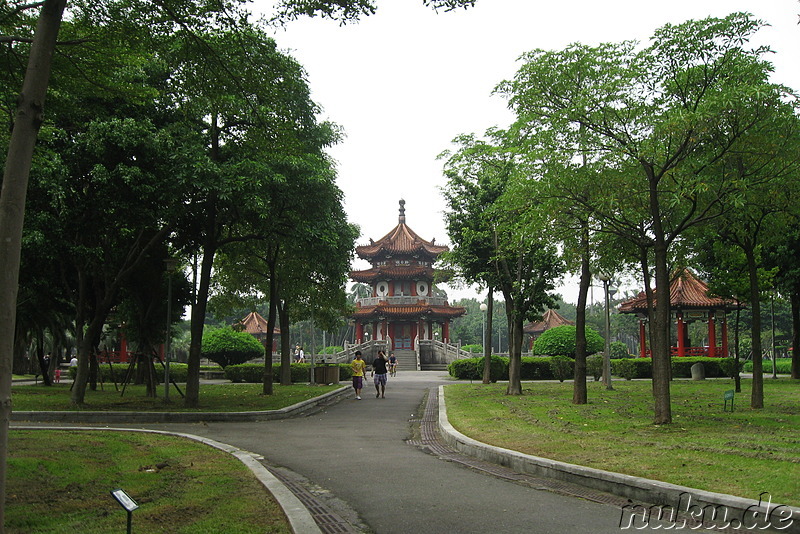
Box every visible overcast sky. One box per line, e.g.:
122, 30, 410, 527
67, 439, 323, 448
252, 1, 800, 303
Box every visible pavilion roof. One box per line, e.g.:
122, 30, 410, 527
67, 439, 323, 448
355, 200, 448, 259
618, 268, 741, 314
523, 309, 574, 335
352, 303, 466, 320
350, 265, 434, 282
237, 311, 280, 336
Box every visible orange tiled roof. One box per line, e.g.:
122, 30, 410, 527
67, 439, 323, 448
355, 200, 448, 259
618, 268, 741, 314
523, 309, 574, 335
238, 311, 280, 336
352, 303, 466, 320
350, 265, 434, 282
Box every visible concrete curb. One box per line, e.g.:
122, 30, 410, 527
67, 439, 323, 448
12, 385, 351, 423
13, 426, 321, 534
437, 386, 799, 534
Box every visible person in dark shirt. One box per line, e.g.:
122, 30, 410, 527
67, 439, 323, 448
371, 350, 389, 398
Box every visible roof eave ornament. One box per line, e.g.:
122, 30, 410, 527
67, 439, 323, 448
399, 199, 406, 224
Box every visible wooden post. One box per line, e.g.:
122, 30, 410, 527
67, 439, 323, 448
708, 313, 716, 358
677, 313, 686, 358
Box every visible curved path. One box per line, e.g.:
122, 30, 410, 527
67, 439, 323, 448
60, 372, 636, 533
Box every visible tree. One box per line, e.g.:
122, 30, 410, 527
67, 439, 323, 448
533, 325, 604, 357
202, 327, 264, 368
499, 13, 789, 422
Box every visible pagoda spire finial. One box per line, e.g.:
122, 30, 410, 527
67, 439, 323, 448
399, 199, 406, 224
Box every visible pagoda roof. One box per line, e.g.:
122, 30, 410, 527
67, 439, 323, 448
618, 268, 741, 314
352, 303, 466, 320
237, 311, 280, 336
355, 200, 448, 259
523, 309, 574, 335
350, 265, 434, 282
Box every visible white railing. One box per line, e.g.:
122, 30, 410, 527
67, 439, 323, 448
356, 296, 449, 307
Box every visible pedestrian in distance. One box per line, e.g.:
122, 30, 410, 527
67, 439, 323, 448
388, 352, 397, 377
351, 350, 367, 400
372, 350, 389, 398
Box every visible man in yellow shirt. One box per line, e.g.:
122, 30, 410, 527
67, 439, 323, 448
351, 351, 367, 400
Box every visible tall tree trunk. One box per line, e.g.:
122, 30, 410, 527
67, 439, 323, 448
505, 310, 524, 395
745, 246, 763, 408
791, 292, 800, 380
263, 263, 278, 395
482, 287, 494, 384
186, 242, 216, 408
0, 0, 67, 526
573, 224, 590, 404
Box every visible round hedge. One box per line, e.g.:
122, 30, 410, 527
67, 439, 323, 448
533, 325, 604, 357
201, 328, 264, 369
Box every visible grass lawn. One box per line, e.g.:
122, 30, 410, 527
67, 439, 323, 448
12, 382, 343, 411
7, 430, 291, 533
444, 378, 799, 506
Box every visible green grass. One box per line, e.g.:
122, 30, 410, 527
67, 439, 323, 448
12, 382, 343, 412
6, 430, 291, 533
444, 378, 799, 506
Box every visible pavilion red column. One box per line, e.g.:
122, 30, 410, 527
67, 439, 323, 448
721, 313, 729, 358
443, 320, 450, 343
120, 334, 128, 363
355, 322, 364, 343
676, 313, 686, 358
707, 313, 716, 358
639, 320, 647, 358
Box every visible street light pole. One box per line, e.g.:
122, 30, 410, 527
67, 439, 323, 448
599, 274, 615, 391
480, 303, 488, 352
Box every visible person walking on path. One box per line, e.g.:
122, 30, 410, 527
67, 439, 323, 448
372, 350, 389, 398
351, 351, 367, 400
388, 352, 397, 377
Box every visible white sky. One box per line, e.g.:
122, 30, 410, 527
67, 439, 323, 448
251, 0, 800, 303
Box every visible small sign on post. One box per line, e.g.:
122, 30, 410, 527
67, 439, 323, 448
723, 389, 735, 412
111, 488, 138, 534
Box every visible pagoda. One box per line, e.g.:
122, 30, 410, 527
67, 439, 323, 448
350, 200, 465, 349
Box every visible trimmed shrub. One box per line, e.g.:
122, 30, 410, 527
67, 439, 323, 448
611, 357, 652, 379
201, 328, 264, 369
320, 346, 343, 354
68, 362, 190, 382
586, 355, 603, 381
448, 356, 508, 381
519, 357, 554, 380
671, 357, 727, 378
461, 344, 483, 354
610, 341, 630, 359
533, 325, 604, 357
549, 356, 573, 382
225, 362, 352, 383
742, 358, 792, 374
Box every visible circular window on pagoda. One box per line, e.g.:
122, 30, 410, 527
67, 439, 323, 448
376, 281, 389, 297
417, 281, 429, 296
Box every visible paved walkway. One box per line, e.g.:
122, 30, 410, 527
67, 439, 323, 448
26, 371, 638, 533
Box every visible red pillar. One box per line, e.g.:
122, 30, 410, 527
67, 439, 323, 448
707, 313, 716, 358
639, 320, 647, 358
120, 334, 128, 363
355, 322, 364, 343
721, 313, 729, 358
676, 313, 686, 358
443, 320, 450, 343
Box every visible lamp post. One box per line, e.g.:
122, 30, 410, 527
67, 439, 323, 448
163, 258, 179, 403
480, 303, 488, 352
598, 273, 616, 391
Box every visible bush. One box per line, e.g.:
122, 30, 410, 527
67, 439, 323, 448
68, 362, 189, 383
320, 346, 343, 354
586, 355, 603, 381
519, 357, 555, 380
549, 356, 573, 382
201, 328, 264, 369
461, 344, 483, 353
671, 357, 727, 378
448, 356, 508, 381
611, 358, 652, 379
533, 325, 604, 357
742, 358, 793, 374
610, 341, 630, 359
225, 363, 351, 383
